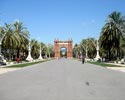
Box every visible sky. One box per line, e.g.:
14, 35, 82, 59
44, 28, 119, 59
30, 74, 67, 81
0, 0, 125, 45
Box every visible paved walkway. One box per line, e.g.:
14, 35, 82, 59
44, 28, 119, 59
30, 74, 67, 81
107, 67, 125, 72
0, 59, 125, 100
0, 68, 21, 74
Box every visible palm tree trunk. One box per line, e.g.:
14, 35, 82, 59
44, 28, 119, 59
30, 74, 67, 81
108, 46, 111, 60
117, 49, 118, 59
17, 48, 20, 58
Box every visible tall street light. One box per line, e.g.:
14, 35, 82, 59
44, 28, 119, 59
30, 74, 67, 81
94, 39, 101, 60
38, 43, 43, 60
38, 43, 47, 60
88, 38, 101, 60
26, 39, 33, 62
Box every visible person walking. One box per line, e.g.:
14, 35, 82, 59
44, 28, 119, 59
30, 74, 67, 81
82, 55, 85, 64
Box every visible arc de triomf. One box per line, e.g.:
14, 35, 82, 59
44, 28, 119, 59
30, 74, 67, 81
54, 39, 73, 58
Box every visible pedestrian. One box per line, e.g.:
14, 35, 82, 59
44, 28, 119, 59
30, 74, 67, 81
82, 56, 85, 64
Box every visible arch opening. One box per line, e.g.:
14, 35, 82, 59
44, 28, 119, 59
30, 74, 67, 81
60, 47, 67, 58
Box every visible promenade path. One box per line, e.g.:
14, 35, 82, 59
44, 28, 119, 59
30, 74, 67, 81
0, 58, 125, 100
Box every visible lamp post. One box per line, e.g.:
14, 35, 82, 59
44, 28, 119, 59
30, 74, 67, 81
39, 45, 48, 59
88, 38, 101, 60
26, 40, 33, 62
94, 39, 101, 60
38, 43, 43, 60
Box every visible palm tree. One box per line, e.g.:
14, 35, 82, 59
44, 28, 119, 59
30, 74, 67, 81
40, 42, 46, 57
47, 44, 54, 58
0, 25, 5, 55
0, 26, 5, 39
2, 23, 16, 60
88, 38, 96, 58
30, 39, 39, 59
41, 44, 48, 58
100, 11, 125, 60
13, 21, 29, 59
73, 43, 81, 58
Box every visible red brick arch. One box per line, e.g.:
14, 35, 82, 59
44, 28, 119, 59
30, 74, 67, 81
54, 39, 73, 58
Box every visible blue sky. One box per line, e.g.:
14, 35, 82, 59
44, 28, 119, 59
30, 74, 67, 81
0, 0, 125, 45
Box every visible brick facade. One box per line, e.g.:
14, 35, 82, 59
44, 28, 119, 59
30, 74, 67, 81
54, 39, 73, 58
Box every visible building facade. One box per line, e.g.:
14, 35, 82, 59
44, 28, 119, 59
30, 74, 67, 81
54, 39, 73, 58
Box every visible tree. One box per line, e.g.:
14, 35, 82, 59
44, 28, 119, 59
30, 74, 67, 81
30, 39, 39, 59
40, 42, 47, 57
100, 11, 125, 60
2, 23, 16, 60
73, 43, 81, 58
47, 44, 54, 57
0, 25, 6, 55
80, 38, 96, 59
13, 21, 29, 58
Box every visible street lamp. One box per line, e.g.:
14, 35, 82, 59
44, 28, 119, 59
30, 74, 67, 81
40, 44, 48, 59
38, 43, 43, 60
38, 43, 47, 60
94, 39, 101, 60
88, 38, 101, 60
26, 39, 33, 62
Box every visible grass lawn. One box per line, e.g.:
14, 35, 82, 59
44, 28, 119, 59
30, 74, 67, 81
88, 61, 125, 67
5, 60, 49, 68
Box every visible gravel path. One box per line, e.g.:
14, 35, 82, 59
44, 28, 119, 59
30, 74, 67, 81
0, 58, 125, 100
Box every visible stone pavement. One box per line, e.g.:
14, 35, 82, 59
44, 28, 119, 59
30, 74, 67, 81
107, 67, 125, 72
0, 68, 21, 74
0, 59, 125, 100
